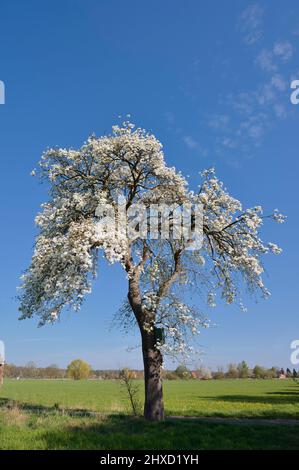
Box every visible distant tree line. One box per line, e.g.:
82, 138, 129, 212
4, 362, 66, 379
3, 360, 299, 381
3, 361, 144, 380
165, 363, 299, 380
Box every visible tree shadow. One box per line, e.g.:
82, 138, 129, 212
34, 415, 299, 450
0, 397, 111, 417
199, 386, 299, 407
267, 390, 299, 397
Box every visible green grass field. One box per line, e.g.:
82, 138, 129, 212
0, 379, 298, 449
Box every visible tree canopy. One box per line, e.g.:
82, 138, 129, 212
67, 359, 90, 380
19, 121, 284, 360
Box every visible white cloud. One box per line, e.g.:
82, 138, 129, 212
270, 74, 287, 91
207, 71, 289, 157
255, 41, 294, 73
273, 40, 294, 62
222, 137, 238, 149
183, 135, 208, 157
183, 135, 199, 149
205, 5, 293, 163
220, 91, 259, 116
238, 3, 264, 45
238, 113, 268, 144
255, 49, 277, 72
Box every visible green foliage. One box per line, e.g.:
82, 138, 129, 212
212, 369, 225, 380
264, 368, 277, 379
253, 365, 265, 379
175, 365, 191, 380
252, 365, 277, 379
67, 359, 91, 381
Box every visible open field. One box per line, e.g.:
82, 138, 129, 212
1, 378, 299, 418
0, 379, 298, 449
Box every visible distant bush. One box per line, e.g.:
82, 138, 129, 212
253, 365, 266, 379
212, 369, 225, 380
165, 372, 178, 380
226, 364, 239, 379
175, 365, 191, 380
252, 365, 277, 379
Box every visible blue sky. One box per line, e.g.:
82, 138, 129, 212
0, 0, 298, 370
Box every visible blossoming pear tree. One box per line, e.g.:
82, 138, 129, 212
19, 122, 284, 421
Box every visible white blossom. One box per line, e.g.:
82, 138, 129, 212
19, 122, 284, 356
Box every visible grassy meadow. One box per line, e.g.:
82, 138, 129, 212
0, 378, 298, 449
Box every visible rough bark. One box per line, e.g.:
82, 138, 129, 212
141, 329, 164, 421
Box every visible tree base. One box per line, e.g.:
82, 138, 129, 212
144, 404, 165, 421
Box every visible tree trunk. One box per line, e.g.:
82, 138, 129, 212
141, 330, 164, 421
127, 275, 164, 421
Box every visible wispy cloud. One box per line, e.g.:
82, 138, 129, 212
206, 77, 290, 159
208, 114, 230, 131
206, 11, 296, 162
255, 41, 294, 72
271, 74, 288, 91
166, 5, 295, 167
183, 135, 209, 157
273, 40, 294, 61
238, 3, 264, 45
183, 135, 199, 149
208, 72, 289, 156
256, 49, 277, 72
164, 111, 209, 158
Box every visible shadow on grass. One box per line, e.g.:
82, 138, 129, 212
0, 397, 110, 417
202, 394, 298, 405
267, 390, 299, 397
1, 396, 299, 449
199, 391, 299, 405
35, 415, 299, 450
